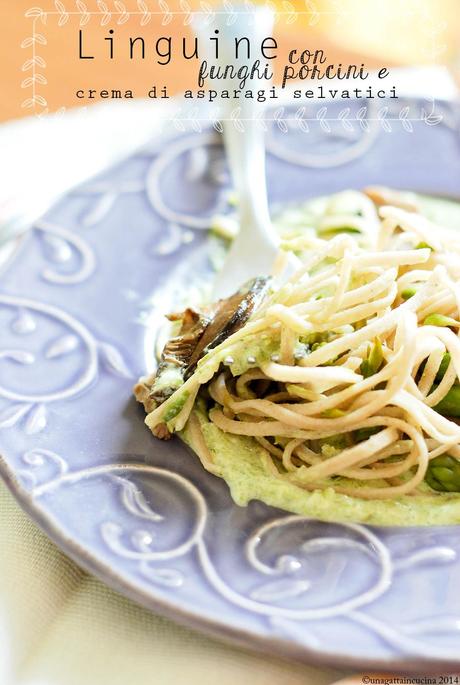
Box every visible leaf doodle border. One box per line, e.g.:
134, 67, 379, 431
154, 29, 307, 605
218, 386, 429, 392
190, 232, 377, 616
22, 0, 448, 124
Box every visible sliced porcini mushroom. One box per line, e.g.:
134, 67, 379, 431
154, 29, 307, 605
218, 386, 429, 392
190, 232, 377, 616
161, 308, 211, 369
148, 307, 211, 405
186, 276, 271, 372
133, 372, 157, 413
152, 422, 173, 440
364, 186, 420, 213
134, 277, 272, 419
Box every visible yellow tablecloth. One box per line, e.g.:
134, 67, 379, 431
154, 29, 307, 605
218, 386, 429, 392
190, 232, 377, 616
0, 479, 346, 685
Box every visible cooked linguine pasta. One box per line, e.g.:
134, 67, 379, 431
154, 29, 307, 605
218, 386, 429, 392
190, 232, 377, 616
135, 189, 460, 522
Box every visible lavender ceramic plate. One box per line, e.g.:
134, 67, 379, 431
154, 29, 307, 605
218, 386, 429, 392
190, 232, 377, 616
2, 98, 460, 673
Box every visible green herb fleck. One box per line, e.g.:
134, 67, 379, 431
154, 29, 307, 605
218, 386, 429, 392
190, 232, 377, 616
163, 392, 190, 424
322, 408, 345, 418
401, 287, 417, 300
423, 313, 460, 328
360, 337, 383, 378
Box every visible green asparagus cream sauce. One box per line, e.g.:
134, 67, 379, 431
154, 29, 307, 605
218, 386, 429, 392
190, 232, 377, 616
178, 192, 460, 526
181, 407, 460, 526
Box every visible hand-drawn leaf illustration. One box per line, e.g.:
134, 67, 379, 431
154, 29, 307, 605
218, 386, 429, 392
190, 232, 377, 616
398, 106, 413, 133
190, 116, 203, 133
172, 117, 186, 132
137, 0, 151, 24
399, 105, 410, 119
338, 107, 353, 132
424, 114, 443, 127
22, 59, 35, 71
282, 0, 297, 24
213, 119, 224, 133
265, 0, 278, 23
55, 1, 69, 25
378, 107, 392, 133
200, 0, 214, 25
255, 114, 268, 132
223, 0, 236, 25
34, 95, 48, 107
273, 107, 288, 133
34, 33, 47, 45
115, 1, 129, 23
250, 578, 311, 602
21, 38, 34, 49
0, 404, 33, 429
99, 342, 132, 378
25, 7, 44, 17
316, 106, 331, 133
25, 404, 47, 435
159, 0, 172, 25
356, 106, 369, 131
305, 0, 320, 26
21, 75, 45, 89
21, 99, 35, 109
45, 334, 79, 359
295, 106, 309, 133
179, 0, 192, 23
231, 107, 245, 133
96, 0, 111, 23
78, 9, 91, 25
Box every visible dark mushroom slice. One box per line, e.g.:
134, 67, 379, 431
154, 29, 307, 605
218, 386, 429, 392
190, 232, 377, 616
134, 277, 272, 423
149, 307, 212, 405
185, 276, 272, 375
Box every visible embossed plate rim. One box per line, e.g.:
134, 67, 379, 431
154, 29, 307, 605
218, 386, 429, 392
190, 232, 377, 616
1, 454, 459, 676
1, 102, 460, 673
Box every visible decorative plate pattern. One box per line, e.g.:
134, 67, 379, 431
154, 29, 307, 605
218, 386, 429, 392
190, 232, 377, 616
1, 99, 460, 674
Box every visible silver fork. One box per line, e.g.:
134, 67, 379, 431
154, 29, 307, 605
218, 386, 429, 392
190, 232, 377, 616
195, 6, 299, 300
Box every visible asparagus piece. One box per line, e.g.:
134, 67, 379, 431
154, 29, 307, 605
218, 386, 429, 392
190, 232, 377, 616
426, 455, 460, 493
433, 384, 460, 417
360, 337, 383, 378
423, 313, 460, 328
